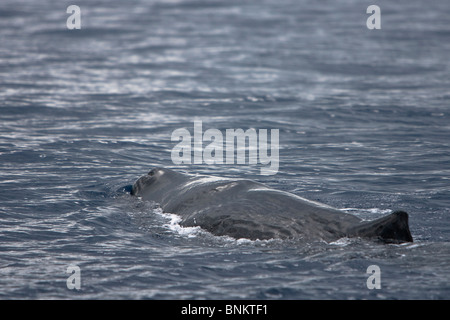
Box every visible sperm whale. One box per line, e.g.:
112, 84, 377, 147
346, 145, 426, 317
130, 167, 413, 243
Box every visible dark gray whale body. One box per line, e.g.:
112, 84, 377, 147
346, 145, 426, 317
131, 167, 413, 243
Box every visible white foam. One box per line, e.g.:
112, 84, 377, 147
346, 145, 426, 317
153, 209, 282, 245
329, 237, 352, 246
154, 210, 203, 238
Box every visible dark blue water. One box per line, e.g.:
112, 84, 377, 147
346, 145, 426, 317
1, 0, 449, 299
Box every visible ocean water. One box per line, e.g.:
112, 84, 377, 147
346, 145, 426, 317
0, 0, 449, 299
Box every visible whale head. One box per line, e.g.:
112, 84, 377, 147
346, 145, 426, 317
131, 167, 188, 202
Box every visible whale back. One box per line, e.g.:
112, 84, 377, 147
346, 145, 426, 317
131, 167, 413, 242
